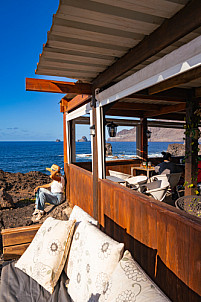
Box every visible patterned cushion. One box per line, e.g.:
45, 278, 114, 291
67, 221, 124, 302
15, 217, 76, 294
99, 250, 171, 302
69, 205, 98, 226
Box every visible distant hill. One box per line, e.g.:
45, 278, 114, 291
108, 127, 185, 142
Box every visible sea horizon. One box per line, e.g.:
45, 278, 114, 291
0, 141, 183, 175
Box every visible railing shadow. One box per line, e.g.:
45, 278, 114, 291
102, 215, 200, 302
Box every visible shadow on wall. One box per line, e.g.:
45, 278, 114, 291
102, 215, 200, 302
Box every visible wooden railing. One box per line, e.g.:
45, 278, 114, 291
69, 164, 93, 216
99, 179, 201, 302
67, 164, 201, 302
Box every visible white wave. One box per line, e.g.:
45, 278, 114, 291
76, 153, 92, 158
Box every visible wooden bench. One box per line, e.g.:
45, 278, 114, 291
1, 224, 41, 260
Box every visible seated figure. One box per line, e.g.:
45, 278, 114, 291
32, 164, 65, 222
155, 152, 183, 175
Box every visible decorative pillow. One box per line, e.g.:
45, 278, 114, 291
69, 205, 99, 226
66, 221, 124, 302
99, 250, 171, 302
15, 217, 76, 294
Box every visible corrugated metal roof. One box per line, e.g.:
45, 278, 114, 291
36, 0, 194, 83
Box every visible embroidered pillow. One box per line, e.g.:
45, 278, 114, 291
69, 205, 99, 226
67, 221, 124, 302
99, 250, 171, 302
15, 217, 75, 294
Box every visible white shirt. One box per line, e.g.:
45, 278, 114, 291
51, 176, 65, 193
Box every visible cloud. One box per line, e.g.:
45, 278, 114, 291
6, 127, 19, 130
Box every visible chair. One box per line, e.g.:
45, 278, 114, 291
126, 175, 148, 190
108, 170, 132, 180
175, 195, 201, 218
167, 172, 182, 190
141, 180, 169, 201
150, 173, 182, 198
149, 174, 169, 186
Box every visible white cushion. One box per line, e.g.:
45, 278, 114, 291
15, 217, 76, 294
69, 205, 98, 226
66, 221, 124, 302
99, 250, 171, 302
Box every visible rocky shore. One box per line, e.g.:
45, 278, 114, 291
0, 170, 71, 255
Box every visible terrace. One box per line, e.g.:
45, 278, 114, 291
25, 1, 201, 301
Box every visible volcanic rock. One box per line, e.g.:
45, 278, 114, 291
167, 143, 185, 156
0, 188, 14, 209
105, 143, 112, 156
78, 136, 88, 142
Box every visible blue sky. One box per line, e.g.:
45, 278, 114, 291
0, 0, 74, 141
0, 1, 131, 142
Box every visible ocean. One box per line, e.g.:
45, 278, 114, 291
0, 141, 183, 174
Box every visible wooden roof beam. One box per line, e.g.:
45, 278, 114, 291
60, 98, 69, 113
26, 78, 92, 94
144, 103, 186, 118
93, 0, 201, 89
111, 102, 165, 111
67, 94, 91, 112
106, 109, 143, 118
149, 65, 201, 95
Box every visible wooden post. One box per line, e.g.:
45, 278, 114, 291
136, 124, 141, 158
92, 91, 99, 221
185, 90, 199, 195
63, 112, 70, 202
71, 120, 76, 163
140, 118, 148, 161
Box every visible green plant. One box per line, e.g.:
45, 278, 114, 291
183, 107, 201, 193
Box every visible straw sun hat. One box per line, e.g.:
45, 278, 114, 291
46, 164, 61, 172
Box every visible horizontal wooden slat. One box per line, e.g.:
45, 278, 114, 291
2, 224, 41, 247
3, 243, 30, 260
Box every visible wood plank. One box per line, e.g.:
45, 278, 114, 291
93, 0, 201, 88
67, 94, 91, 112
106, 109, 143, 117
3, 243, 30, 260
144, 102, 186, 117
2, 224, 41, 247
149, 66, 201, 95
26, 78, 92, 94
195, 86, 201, 97
63, 111, 67, 164
111, 102, 161, 111
92, 94, 99, 221
189, 226, 201, 299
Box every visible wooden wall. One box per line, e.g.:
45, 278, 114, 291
69, 164, 93, 216
67, 164, 201, 302
99, 179, 201, 302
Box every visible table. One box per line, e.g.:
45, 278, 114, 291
131, 166, 155, 179
106, 176, 126, 184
